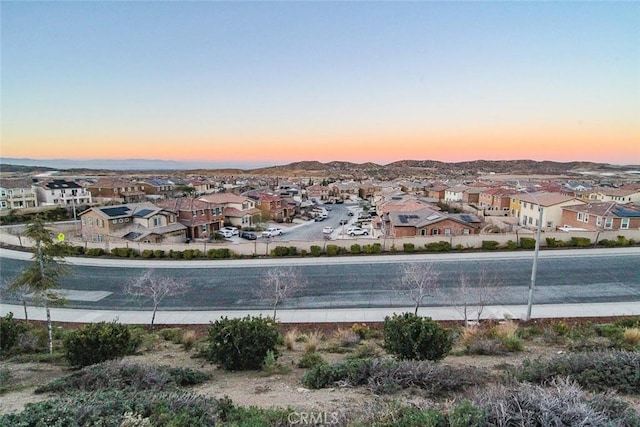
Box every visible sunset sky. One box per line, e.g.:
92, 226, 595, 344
2, 2, 639, 167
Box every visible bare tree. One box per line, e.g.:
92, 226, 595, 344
393, 262, 440, 315
124, 270, 188, 329
452, 268, 501, 326
255, 267, 305, 320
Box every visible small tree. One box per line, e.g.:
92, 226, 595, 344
452, 269, 501, 326
383, 312, 453, 361
10, 217, 68, 353
64, 321, 137, 367
393, 263, 440, 315
124, 270, 188, 329
255, 267, 305, 320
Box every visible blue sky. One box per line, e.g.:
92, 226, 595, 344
2, 1, 639, 166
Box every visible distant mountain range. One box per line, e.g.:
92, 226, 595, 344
1, 157, 638, 178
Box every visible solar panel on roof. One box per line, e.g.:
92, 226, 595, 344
460, 215, 474, 222
426, 214, 441, 221
101, 206, 130, 217
612, 207, 640, 217
133, 209, 154, 217
399, 215, 408, 223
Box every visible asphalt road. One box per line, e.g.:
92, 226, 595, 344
2, 248, 639, 312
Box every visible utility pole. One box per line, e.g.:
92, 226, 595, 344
526, 199, 544, 321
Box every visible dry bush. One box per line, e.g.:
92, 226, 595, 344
471, 378, 638, 426
333, 328, 361, 348
460, 325, 480, 348
623, 327, 640, 347
304, 331, 323, 353
181, 330, 197, 351
284, 328, 298, 350
494, 320, 518, 338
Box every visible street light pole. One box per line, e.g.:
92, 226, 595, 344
526, 200, 544, 321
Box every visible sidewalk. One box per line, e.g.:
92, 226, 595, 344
2, 302, 639, 325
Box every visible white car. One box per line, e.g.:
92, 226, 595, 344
347, 227, 369, 236
218, 229, 234, 238
220, 226, 239, 236
262, 227, 284, 238
322, 226, 334, 234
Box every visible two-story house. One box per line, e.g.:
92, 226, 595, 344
515, 192, 585, 231
560, 202, 640, 231
198, 193, 262, 228
84, 178, 146, 204
588, 189, 640, 204
35, 179, 92, 207
0, 179, 38, 210
156, 197, 224, 240
479, 188, 515, 215
139, 178, 175, 199
246, 192, 289, 222
79, 203, 186, 243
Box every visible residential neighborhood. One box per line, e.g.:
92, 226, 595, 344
2, 162, 639, 247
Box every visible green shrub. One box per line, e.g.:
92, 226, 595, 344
205, 316, 280, 370
270, 246, 290, 257
111, 247, 137, 258
310, 245, 322, 256
598, 239, 617, 247
505, 240, 518, 250
403, 243, 415, 253
206, 248, 231, 259
158, 327, 184, 344
570, 236, 591, 247
383, 313, 453, 361
183, 249, 201, 259
363, 243, 382, 254
481, 240, 499, 250
449, 400, 487, 427
425, 241, 451, 252
168, 249, 183, 259
153, 249, 165, 258
297, 352, 325, 368
0, 313, 19, 354
326, 244, 339, 256
520, 237, 536, 249
516, 350, 640, 394
546, 237, 560, 248
301, 358, 372, 389
63, 321, 139, 368
85, 248, 104, 257
140, 249, 155, 258
299, 249, 307, 257
350, 244, 362, 254
287, 246, 297, 256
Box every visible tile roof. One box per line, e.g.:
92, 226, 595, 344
563, 202, 640, 217
199, 193, 251, 204
514, 192, 579, 206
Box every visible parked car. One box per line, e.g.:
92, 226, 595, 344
347, 211, 354, 216
325, 206, 332, 211
240, 231, 257, 240
262, 227, 284, 238
335, 199, 344, 204
339, 219, 349, 225
347, 227, 369, 236
322, 226, 333, 234
220, 226, 239, 236
218, 229, 234, 238
314, 216, 325, 222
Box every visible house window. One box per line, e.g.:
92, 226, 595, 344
444, 228, 451, 236
89, 218, 94, 226
97, 219, 104, 227
0, 190, 5, 197
621, 218, 629, 229
546, 221, 552, 228
97, 234, 103, 242
528, 217, 533, 225
584, 214, 589, 223
112, 219, 118, 224
431, 229, 440, 235
523, 215, 528, 225
118, 219, 124, 223
577, 212, 584, 221
153, 217, 162, 226
201, 224, 207, 232
596, 217, 602, 226
462, 229, 470, 235
125, 218, 130, 222
604, 217, 613, 229
420, 229, 426, 236
82, 219, 86, 226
